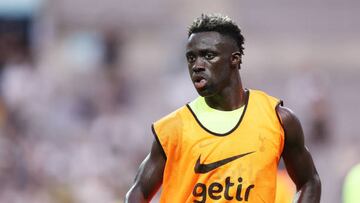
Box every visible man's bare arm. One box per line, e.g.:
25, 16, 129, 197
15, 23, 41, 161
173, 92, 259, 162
277, 105, 321, 203
125, 139, 166, 203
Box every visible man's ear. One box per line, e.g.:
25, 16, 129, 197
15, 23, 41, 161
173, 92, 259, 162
231, 52, 242, 69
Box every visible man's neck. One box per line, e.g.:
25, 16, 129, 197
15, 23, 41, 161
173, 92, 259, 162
204, 77, 246, 111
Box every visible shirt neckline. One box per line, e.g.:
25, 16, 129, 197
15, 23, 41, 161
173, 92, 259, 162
186, 89, 250, 136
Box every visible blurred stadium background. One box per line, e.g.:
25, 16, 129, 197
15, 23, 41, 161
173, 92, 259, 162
0, 0, 359, 202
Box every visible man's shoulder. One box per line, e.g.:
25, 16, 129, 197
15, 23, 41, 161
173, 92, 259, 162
153, 105, 189, 127
152, 105, 190, 139
249, 89, 282, 106
250, 88, 277, 98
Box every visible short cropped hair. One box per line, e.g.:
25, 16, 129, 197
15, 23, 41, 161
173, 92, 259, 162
188, 13, 245, 56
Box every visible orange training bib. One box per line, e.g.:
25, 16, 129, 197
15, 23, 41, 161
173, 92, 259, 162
153, 89, 284, 203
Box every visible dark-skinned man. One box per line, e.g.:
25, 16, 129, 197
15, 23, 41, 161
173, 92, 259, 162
125, 13, 321, 203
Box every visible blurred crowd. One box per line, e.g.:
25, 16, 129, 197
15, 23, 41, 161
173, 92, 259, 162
0, 3, 148, 202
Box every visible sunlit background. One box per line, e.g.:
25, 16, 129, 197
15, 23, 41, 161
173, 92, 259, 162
0, 0, 359, 202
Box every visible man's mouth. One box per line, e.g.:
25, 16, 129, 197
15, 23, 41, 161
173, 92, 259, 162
193, 77, 207, 89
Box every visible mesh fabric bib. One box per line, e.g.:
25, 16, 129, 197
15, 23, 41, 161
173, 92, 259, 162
153, 89, 284, 203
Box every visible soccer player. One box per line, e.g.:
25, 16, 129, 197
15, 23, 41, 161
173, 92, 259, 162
125, 14, 321, 203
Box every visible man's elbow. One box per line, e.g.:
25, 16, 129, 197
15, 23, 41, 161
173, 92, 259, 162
294, 173, 321, 203
301, 173, 321, 202
312, 173, 321, 195
125, 185, 147, 203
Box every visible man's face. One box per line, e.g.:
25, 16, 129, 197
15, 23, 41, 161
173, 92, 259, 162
186, 31, 237, 97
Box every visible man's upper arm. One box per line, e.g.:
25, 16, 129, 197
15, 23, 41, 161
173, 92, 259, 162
125, 139, 166, 202
276, 105, 321, 202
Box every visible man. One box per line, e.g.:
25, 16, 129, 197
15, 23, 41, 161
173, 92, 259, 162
125, 14, 321, 203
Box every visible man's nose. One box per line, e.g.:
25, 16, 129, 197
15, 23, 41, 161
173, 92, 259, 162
192, 58, 206, 73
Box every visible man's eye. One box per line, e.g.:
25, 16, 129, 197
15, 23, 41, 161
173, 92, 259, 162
205, 53, 215, 59
187, 55, 196, 63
